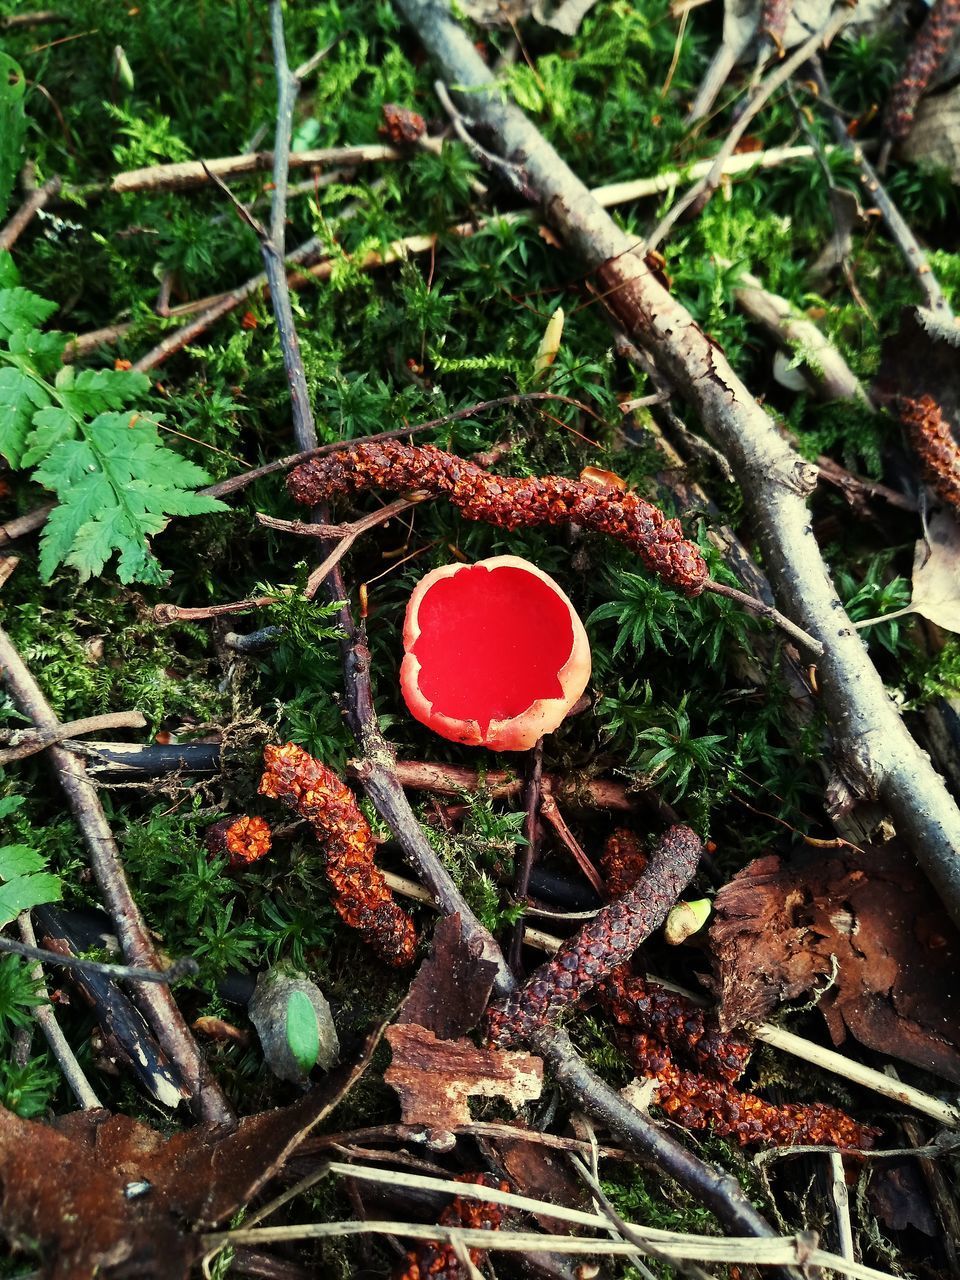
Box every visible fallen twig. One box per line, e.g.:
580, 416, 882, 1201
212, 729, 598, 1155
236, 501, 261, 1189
811, 60, 953, 319
0, 625, 233, 1124
0, 710, 147, 765
0, 932, 199, 986
648, 8, 853, 251
0, 174, 62, 252
394, 0, 960, 930
17, 911, 102, 1111
507, 738, 544, 973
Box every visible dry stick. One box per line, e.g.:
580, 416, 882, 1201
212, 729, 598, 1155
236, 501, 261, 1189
0, 626, 233, 1124
394, 0, 960, 933
0, 10, 66, 28
17, 911, 103, 1111
388, 759, 637, 811
507, 737, 545, 973
539, 789, 608, 896
0, 932, 198, 985
647, 8, 853, 253
810, 60, 953, 319
0, 503, 55, 549
0, 710, 146, 765
0, 175, 62, 252
81, 139, 441, 198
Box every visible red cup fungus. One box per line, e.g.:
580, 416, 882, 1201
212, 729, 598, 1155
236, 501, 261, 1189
400, 554, 591, 751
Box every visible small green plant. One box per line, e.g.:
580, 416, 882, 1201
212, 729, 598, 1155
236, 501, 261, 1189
0, 796, 62, 925
0, 254, 226, 584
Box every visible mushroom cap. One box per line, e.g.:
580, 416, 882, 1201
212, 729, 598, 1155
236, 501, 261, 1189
400, 554, 591, 751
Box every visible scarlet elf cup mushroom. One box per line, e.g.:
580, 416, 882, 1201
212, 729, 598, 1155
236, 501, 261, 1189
399, 554, 591, 751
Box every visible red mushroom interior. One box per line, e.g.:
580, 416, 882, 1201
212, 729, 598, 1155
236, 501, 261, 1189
409, 563, 576, 733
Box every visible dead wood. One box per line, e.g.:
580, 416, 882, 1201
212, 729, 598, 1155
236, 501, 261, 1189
394, 0, 960, 933
0, 624, 233, 1125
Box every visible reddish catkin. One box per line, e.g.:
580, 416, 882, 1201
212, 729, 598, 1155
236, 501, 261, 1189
897, 393, 960, 510
883, 0, 960, 142
600, 827, 649, 899
287, 440, 708, 596
597, 966, 753, 1084
650, 1061, 879, 1150
597, 967, 877, 1149
259, 743, 417, 967
485, 826, 701, 1048
394, 1174, 509, 1280
205, 814, 273, 869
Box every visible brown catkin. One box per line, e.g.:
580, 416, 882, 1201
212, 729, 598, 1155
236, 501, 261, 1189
394, 1174, 508, 1280
884, 0, 960, 142
259, 743, 417, 967
288, 440, 708, 596
897, 393, 960, 510
597, 965, 753, 1084
596, 966, 878, 1149
485, 825, 701, 1047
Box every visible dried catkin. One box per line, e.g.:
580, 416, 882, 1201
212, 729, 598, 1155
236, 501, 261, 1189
288, 440, 708, 596
394, 1174, 508, 1280
259, 742, 417, 967
884, 0, 960, 142
485, 825, 701, 1047
205, 815, 273, 869
897, 393, 960, 510
598, 966, 878, 1149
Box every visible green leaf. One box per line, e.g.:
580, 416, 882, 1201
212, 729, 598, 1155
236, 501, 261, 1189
59, 368, 151, 418
285, 989, 320, 1075
0, 54, 26, 224
20, 406, 77, 467
0, 873, 62, 928
0, 845, 47, 879
0, 288, 58, 341
0, 367, 49, 466
34, 412, 226, 583
0, 796, 24, 822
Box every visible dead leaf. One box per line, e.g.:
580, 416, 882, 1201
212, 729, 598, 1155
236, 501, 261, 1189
0, 1027, 382, 1278
854, 510, 960, 635
708, 844, 960, 1082
384, 1023, 543, 1132
400, 912, 498, 1039
870, 1163, 939, 1236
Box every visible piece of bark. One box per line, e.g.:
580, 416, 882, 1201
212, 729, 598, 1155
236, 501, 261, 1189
400, 912, 499, 1039
0, 1027, 380, 1279
384, 1023, 542, 1133
708, 844, 960, 1082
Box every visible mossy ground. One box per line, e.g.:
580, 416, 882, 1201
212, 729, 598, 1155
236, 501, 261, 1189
0, 0, 958, 1273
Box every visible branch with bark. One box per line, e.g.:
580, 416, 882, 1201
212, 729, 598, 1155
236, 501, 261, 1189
391, 0, 960, 933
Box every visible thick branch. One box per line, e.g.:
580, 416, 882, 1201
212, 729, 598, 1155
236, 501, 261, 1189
393, 0, 960, 931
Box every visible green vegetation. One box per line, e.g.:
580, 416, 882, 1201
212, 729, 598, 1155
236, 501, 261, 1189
0, 0, 956, 1270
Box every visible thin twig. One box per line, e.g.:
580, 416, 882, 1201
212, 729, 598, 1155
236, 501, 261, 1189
17, 911, 103, 1110
810, 60, 953, 319
0, 10, 67, 28
705, 579, 824, 655
0, 175, 62, 251
434, 79, 530, 196
828, 1151, 855, 1264
0, 625, 233, 1123
0, 710, 146, 765
539, 790, 607, 897
647, 9, 852, 252
0, 932, 198, 986
76, 139, 443, 198
0, 503, 56, 548
507, 737, 544, 973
